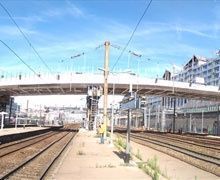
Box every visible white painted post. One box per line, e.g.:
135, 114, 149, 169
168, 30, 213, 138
1, 112, 7, 130
1, 113, 4, 130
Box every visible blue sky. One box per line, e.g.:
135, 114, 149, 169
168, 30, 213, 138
0, 0, 220, 78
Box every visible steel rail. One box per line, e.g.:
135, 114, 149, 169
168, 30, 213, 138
0, 131, 59, 158
0, 132, 70, 179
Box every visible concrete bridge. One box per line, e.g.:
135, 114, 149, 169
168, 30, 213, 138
0, 73, 219, 101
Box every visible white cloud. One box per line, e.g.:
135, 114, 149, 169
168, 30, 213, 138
43, 1, 85, 18
136, 22, 220, 39
65, 0, 84, 17
0, 25, 37, 37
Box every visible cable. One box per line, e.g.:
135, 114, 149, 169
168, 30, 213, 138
111, 0, 153, 71
66, 44, 104, 61
0, 2, 53, 73
0, 40, 40, 77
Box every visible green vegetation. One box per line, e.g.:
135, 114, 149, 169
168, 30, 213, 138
113, 135, 170, 179
107, 132, 111, 137
137, 156, 170, 180
114, 136, 126, 150
135, 149, 142, 160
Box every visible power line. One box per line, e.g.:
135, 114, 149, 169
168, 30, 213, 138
68, 44, 104, 60
0, 40, 40, 77
0, 2, 52, 73
111, 0, 153, 71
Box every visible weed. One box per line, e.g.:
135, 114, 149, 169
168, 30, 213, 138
147, 156, 160, 174
107, 163, 115, 168
77, 150, 86, 155
117, 137, 126, 149
137, 156, 167, 180
107, 132, 110, 137
95, 163, 116, 168
135, 149, 142, 160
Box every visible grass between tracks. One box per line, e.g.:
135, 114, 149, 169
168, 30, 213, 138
114, 135, 170, 180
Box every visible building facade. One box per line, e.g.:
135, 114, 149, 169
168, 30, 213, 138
144, 55, 220, 134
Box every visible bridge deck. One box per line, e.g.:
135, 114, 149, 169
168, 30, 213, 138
0, 73, 219, 101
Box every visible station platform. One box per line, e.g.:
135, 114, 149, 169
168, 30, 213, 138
0, 126, 49, 137
0, 126, 51, 144
50, 129, 220, 180
51, 129, 150, 180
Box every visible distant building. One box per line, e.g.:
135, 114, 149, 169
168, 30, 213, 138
148, 55, 220, 110
173, 55, 220, 86
0, 97, 20, 125
144, 55, 220, 133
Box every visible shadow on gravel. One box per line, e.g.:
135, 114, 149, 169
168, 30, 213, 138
113, 151, 126, 160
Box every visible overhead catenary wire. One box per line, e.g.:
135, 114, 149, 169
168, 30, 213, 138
111, 0, 153, 71
0, 2, 53, 73
66, 44, 104, 61
111, 43, 142, 57
0, 40, 40, 77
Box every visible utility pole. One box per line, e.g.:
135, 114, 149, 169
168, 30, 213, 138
103, 41, 110, 138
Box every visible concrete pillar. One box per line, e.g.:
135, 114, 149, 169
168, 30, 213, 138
136, 116, 138, 128
189, 114, 192, 132
201, 111, 204, 133
161, 109, 166, 132
144, 108, 147, 129
148, 108, 151, 130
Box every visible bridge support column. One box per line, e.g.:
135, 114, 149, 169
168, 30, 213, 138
143, 108, 147, 129
189, 114, 192, 133
201, 110, 204, 134
147, 108, 151, 130
161, 109, 166, 132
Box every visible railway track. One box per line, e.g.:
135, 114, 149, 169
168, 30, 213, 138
165, 133, 220, 147
0, 129, 76, 179
139, 132, 220, 154
0, 131, 59, 158
117, 132, 220, 176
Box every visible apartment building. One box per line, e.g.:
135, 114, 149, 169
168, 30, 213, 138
173, 55, 220, 86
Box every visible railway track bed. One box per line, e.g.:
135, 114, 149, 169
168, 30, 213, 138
117, 132, 220, 176
0, 126, 78, 180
